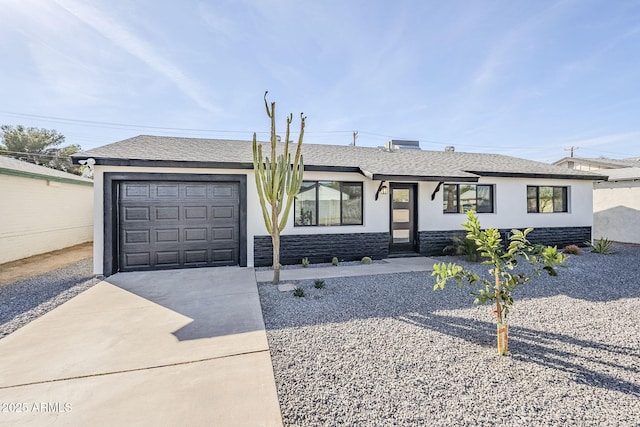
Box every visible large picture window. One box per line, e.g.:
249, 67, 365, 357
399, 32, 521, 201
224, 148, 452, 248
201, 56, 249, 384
443, 184, 494, 213
295, 181, 363, 226
527, 186, 568, 213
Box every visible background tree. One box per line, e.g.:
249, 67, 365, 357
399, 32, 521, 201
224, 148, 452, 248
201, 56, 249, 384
0, 125, 82, 175
252, 92, 305, 284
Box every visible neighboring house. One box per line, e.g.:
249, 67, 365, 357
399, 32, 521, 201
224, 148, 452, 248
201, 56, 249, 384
0, 156, 93, 264
73, 136, 605, 276
554, 156, 640, 244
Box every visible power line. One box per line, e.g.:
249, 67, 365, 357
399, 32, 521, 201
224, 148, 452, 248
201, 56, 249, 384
0, 111, 353, 136
0, 150, 71, 159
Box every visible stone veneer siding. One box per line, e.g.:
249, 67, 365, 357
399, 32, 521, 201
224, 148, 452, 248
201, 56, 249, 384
418, 226, 592, 256
254, 232, 389, 267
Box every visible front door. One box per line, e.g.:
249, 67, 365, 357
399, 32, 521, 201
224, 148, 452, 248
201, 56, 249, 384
389, 183, 417, 253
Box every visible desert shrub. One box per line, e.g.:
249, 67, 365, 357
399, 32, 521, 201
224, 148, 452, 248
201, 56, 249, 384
444, 234, 480, 262
332, 257, 339, 266
301, 257, 310, 268
586, 238, 615, 254
361, 256, 373, 265
563, 244, 581, 255
314, 279, 325, 289
293, 287, 305, 297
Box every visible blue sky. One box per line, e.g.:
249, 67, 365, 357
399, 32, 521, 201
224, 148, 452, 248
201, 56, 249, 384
1, 0, 639, 162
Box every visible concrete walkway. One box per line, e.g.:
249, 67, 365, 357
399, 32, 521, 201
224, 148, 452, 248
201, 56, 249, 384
255, 256, 438, 283
0, 267, 282, 426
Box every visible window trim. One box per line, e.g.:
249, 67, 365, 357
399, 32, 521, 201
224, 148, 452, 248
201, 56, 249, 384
442, 183, 495, 214
294, 180, 364, 226
527, 185, 569, 213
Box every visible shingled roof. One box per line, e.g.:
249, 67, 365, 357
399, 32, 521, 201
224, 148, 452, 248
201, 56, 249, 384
73, 135, 606, 181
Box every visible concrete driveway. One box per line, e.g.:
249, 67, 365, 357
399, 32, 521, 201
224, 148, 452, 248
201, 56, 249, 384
0, 267, 282, 426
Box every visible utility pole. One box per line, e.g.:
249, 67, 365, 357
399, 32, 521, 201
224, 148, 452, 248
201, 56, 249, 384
352, 131, 358, 146
564, 146, 579, 157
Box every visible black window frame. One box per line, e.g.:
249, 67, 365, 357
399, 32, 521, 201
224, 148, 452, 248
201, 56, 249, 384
443, 183, 494, 214
527, 185, 569, 213
294, 181, 364, 226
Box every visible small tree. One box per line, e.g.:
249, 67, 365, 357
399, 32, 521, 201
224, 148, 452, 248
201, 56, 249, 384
432, 210, 567, 355
252, 92, 305, 284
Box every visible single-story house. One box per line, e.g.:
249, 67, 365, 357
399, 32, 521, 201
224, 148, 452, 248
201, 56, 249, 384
554, 156, 640, 244
73, 136, 606, 276
0, 155, 93, 264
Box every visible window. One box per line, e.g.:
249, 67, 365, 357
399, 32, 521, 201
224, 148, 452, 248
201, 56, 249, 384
527, 186, 568, 213
443, 184, 494, 213
294, 181, 363, 226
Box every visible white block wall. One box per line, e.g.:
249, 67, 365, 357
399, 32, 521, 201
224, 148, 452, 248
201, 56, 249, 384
0, 174, 93, 264
593, 181, 640, 244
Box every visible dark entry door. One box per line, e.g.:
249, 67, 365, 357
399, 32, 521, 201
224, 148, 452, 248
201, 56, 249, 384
118, 181, 240, 272
389, 183, 417, 253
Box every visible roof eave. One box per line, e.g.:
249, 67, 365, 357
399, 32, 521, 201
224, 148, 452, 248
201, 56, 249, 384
468, 171, 608, 181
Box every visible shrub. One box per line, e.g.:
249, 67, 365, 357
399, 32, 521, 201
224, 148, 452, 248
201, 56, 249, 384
301, 257, 310, 268
563, 244, 581, 255
314, 279, 325, 289
332, 257, 339, 266
293, 287, 305, 297
361, 256, 373, 265
444, 234, 480, 262
586, 238, 615, 254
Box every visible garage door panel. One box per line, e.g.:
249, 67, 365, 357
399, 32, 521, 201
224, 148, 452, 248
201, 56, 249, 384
184, 206, 207, 220
212, 249, 234, 262
156, 229, 179, 243
156, 251, 180, 266
185, 184, 207, 198
123, 184, 151, 198
124, 207, 150, 221
156, 206, 180, 220
212, 184, 237, 198
184, 250, 208, 264
124, 230, 150, 244
156, 184, 180, 198
118, 181, 240, 272
125, 252, 151, 268
184, 228, 207, 242
212, 227, 234, 241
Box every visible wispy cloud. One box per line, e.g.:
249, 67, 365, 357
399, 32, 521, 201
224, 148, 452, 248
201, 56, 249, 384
561, 131, 640, 149
54, 0, 221, 114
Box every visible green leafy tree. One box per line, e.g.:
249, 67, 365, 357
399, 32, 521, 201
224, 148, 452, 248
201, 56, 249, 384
0, 125, 82, 174
252, 92, 305, 284
432, 210, 567, 355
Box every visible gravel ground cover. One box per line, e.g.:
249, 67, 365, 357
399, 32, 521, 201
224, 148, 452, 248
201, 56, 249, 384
259, 245, 640, 426
0, 258, 100, 339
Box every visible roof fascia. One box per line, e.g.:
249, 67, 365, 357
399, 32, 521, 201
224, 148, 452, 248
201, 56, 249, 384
468, 171, 608, 181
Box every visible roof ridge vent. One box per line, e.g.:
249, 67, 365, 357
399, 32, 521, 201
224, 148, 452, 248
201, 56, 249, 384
445, 146, 455, 152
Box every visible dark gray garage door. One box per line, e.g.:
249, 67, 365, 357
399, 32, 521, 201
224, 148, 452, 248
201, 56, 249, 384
118, 181, 240, 272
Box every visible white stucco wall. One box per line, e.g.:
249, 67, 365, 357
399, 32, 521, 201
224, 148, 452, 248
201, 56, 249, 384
593, 181, 640, 243
0, 174, 93, 264
91, 166, 595, 274
418, 177, 594, 232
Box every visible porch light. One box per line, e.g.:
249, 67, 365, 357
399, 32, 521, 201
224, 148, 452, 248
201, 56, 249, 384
375, 181, 388, 200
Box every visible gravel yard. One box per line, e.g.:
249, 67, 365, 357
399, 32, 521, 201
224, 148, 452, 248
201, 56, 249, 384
259, 245, 640, 426
0, 258, 100, 339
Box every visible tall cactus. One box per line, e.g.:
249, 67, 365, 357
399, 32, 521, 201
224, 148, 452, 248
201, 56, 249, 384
252, 92, 305, 284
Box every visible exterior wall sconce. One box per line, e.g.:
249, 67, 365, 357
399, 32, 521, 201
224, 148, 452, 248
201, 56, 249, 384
375, 181, 388, 200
